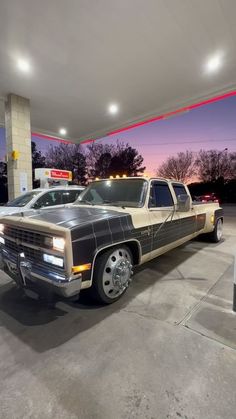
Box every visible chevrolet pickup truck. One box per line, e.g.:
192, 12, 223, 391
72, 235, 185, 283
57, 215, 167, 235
0, 177, 223, 304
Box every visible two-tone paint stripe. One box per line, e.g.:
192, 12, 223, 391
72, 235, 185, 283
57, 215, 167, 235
72, 213, 206, 268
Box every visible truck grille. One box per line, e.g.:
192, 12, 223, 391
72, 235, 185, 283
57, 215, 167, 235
4, 225, 45, 247
4, 238, 42, 261
3, 224, 64, 272
2, 225, 64, 271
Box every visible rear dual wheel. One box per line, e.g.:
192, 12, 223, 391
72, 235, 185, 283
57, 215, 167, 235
91, 246, 133, 304
207, 218, 223, 243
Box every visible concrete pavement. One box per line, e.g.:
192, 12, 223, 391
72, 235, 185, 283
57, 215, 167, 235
0, 205, 236, 419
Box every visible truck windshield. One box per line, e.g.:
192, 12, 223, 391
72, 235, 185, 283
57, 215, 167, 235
76, 179, 147, 208
5, 191, 41, 207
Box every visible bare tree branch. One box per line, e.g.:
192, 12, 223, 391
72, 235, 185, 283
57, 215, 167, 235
156, 151, 195, 182
195, 149, 236, 182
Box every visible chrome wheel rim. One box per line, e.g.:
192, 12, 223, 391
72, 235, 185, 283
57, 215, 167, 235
217, 219, 223, 240
102, 248, 133, 299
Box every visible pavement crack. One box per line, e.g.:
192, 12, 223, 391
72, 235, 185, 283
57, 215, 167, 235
176, 262, 233, 326
182, 322, 236, 352
122, 308, 173, 325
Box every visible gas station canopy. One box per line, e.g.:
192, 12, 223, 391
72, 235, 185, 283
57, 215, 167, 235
0, 0, 236, 143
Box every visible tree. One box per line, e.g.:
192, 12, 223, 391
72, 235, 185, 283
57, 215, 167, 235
31, 141, 46, 186
45, 143, 87, 185
156, 150, 195, 182
86, 141, 146, 178
86, 142, 116, 178
92, 152, 112, 178
31, 141, 46, 172
195, 149, 236, 182
109, 146, 146, 177
0, 161, 8, 203
0, 161, 7, 176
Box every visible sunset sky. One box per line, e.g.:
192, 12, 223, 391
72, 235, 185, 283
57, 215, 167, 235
0, 95, 236, 176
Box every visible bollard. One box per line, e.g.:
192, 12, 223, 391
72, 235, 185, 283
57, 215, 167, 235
233, 253, 236, 312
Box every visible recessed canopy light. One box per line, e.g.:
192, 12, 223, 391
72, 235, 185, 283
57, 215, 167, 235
205, 52, 223, 73
59, 128, 67, 136
108, 103, 119, 115
17, 58, 31, 73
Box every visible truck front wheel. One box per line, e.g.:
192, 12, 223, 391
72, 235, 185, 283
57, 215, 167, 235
91, 246, 133, 304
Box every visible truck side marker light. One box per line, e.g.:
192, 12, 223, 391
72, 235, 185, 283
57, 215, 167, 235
211, 215, 214, 224
72, 263, 92, 273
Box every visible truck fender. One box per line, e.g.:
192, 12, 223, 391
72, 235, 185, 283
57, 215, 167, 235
81, 239, 142, 289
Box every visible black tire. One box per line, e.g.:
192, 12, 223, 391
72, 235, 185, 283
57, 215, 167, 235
90, 246, 133, 304
206, 218, 223, 243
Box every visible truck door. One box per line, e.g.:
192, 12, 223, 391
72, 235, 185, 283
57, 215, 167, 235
149, 180, 180, 258
171, 183, 198, 238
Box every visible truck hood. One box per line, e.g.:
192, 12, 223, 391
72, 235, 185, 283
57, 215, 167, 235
25, 205, 128, 229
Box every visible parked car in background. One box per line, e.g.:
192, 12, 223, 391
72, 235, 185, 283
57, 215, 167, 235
194, 193, 219, 203
0, 186, 85, 216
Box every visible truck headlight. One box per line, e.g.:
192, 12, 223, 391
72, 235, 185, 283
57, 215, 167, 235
0, 224, 4, 234
53, 237, 65, 252
43, 254, 64, 268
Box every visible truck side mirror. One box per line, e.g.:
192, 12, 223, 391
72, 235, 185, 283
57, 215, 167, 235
176, 194, 191, 212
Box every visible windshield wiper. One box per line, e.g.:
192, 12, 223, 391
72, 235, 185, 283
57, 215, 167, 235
77, 199, 126, 208
102, 200, 126, 209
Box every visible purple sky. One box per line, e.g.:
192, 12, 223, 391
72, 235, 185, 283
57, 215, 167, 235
99, 95, 236, 175
1, 95, 236, 175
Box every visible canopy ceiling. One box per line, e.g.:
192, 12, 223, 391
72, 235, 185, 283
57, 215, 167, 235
0, 0, 236, 143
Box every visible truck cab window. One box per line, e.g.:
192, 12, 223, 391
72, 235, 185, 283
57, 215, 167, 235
172, 183, 188, 199
149, 182, 174, 208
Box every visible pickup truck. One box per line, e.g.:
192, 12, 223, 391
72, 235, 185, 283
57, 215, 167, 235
0, 177, 223, 304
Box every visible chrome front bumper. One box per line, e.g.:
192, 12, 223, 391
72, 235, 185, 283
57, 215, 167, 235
0, 246, 82, 298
